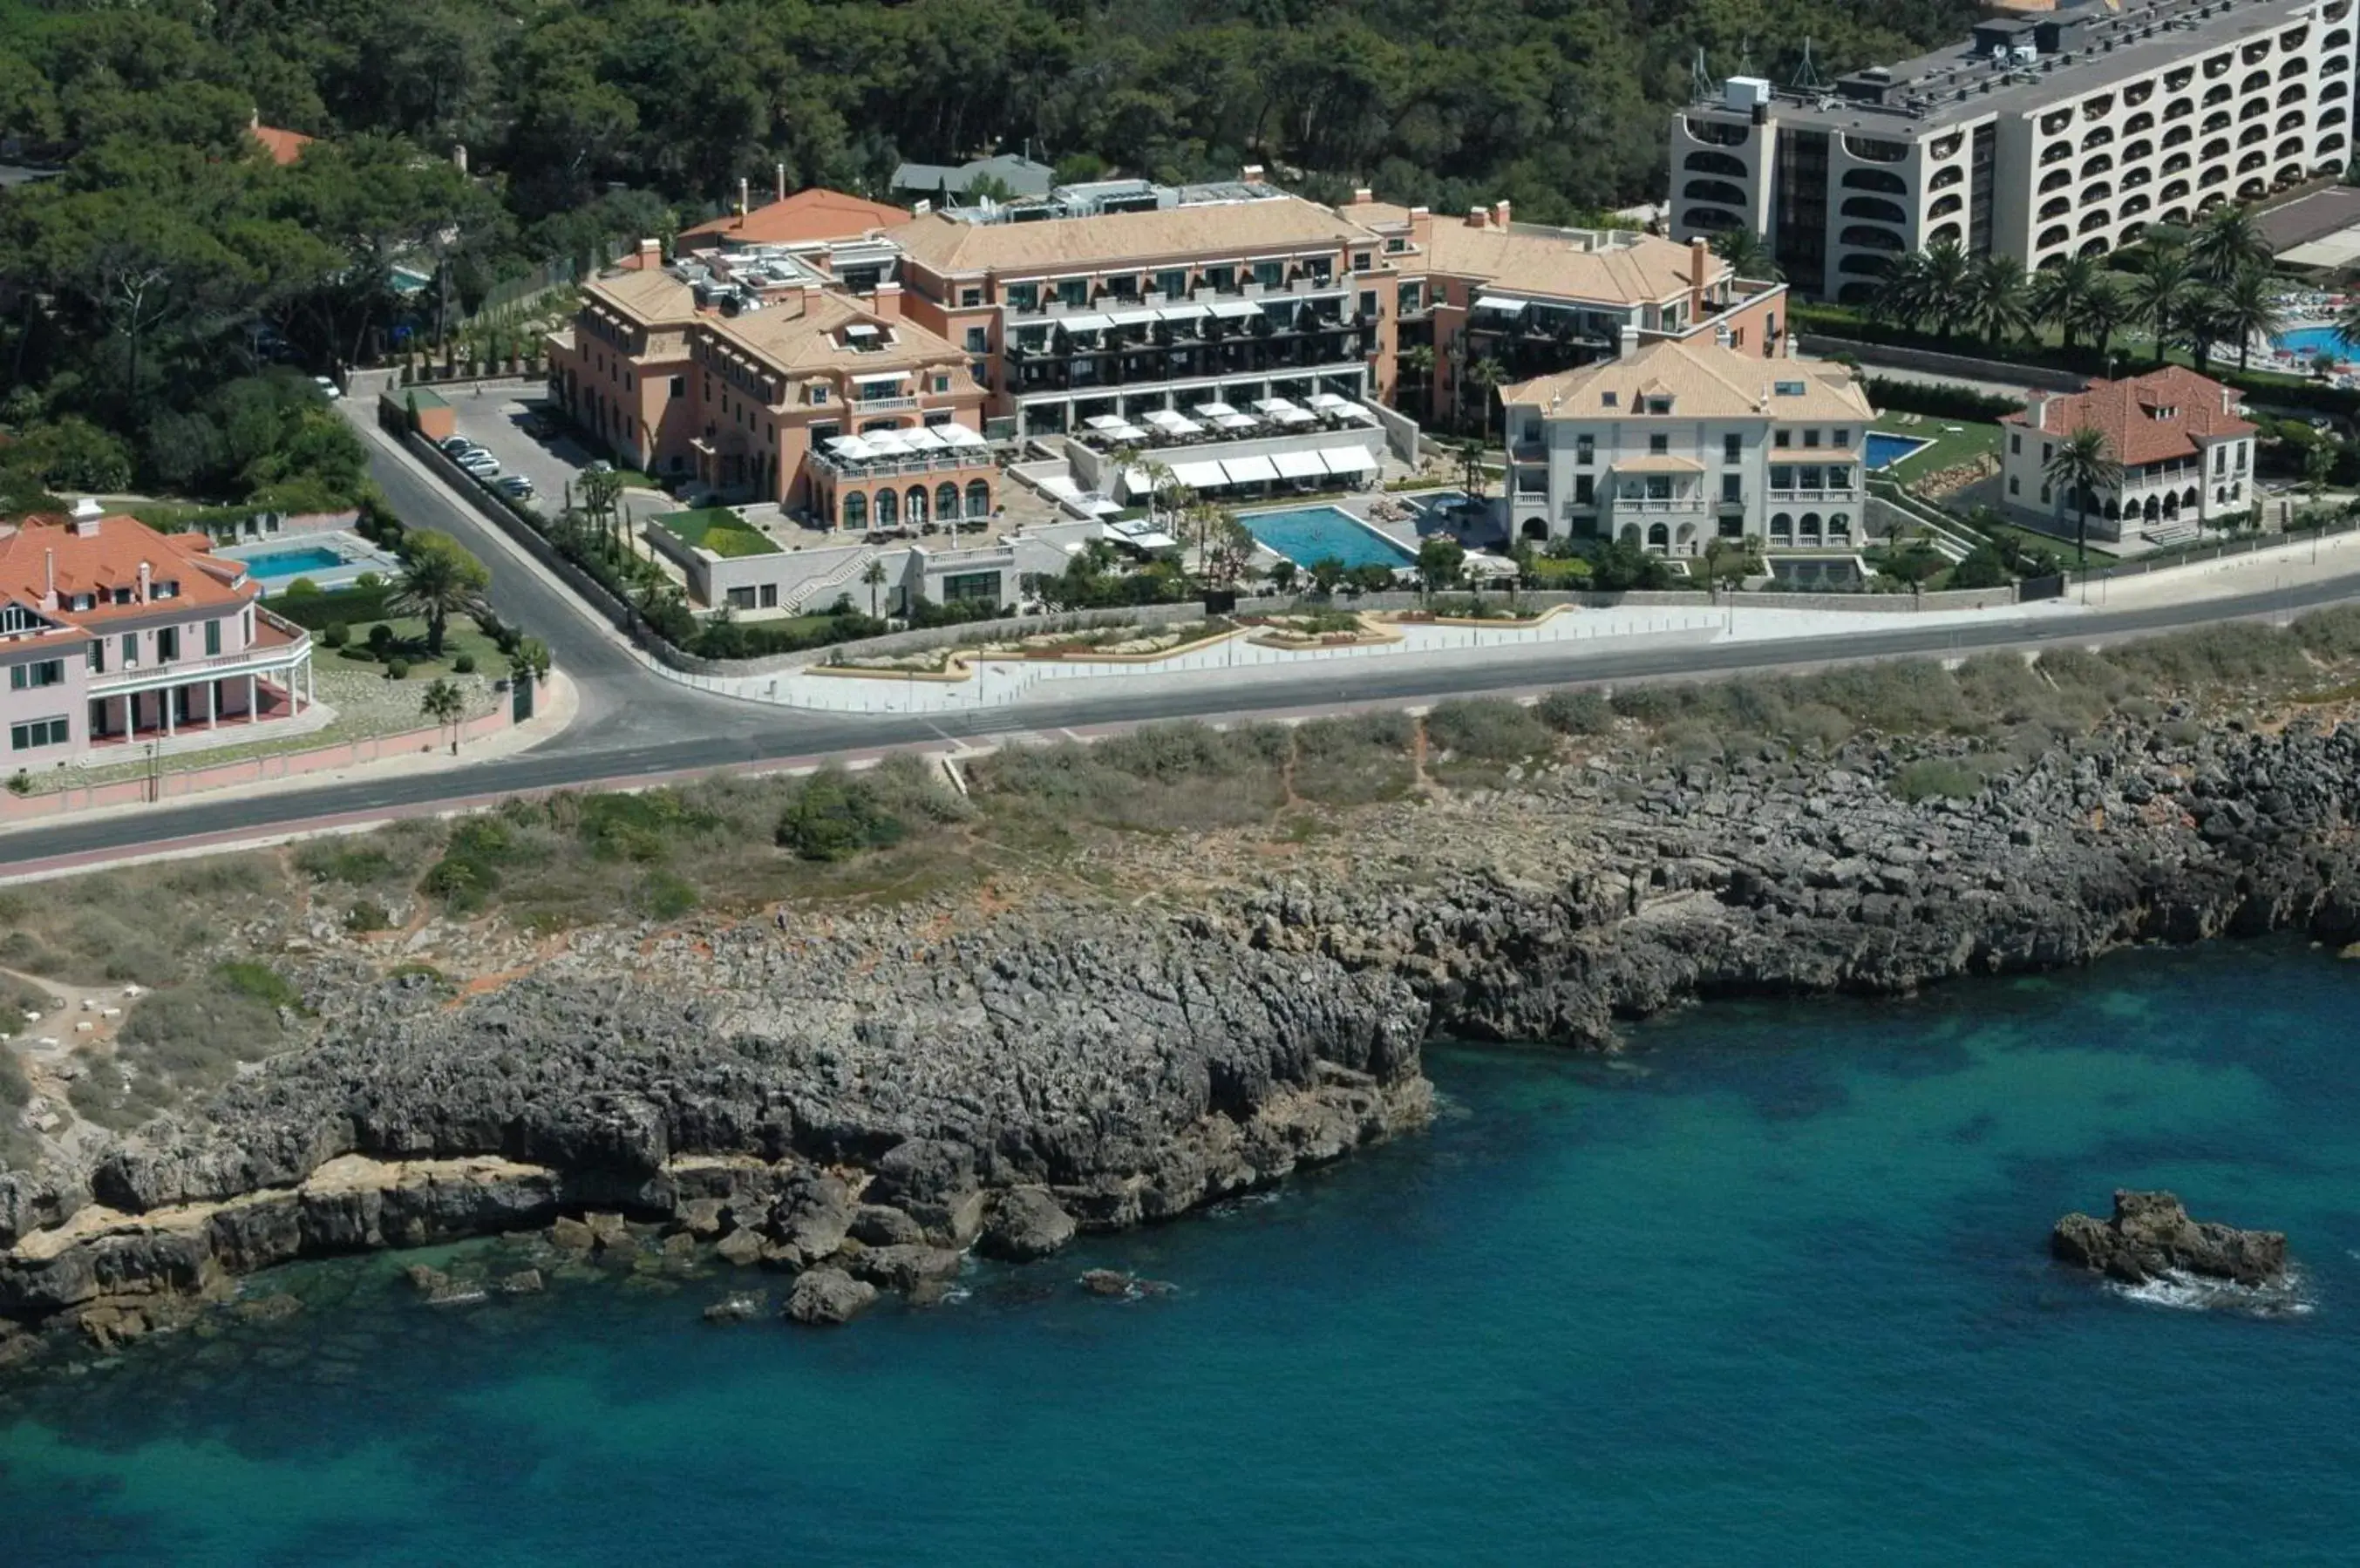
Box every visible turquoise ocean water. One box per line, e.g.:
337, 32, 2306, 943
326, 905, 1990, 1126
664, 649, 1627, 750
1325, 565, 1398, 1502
7, 940, 2360, 1565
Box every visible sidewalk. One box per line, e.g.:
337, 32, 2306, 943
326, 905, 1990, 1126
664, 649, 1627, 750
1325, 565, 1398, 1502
2073, 527, 2360, 612
0, 669, 579, 839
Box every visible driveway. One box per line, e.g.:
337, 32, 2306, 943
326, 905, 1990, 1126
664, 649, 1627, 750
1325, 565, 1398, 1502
439, 384, 670, 519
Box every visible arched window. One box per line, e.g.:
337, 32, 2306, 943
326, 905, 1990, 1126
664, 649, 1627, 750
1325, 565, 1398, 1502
1928, 193, 1963, 218
2078, 208, 2112, 232
1684, 179, 1749, 205
874, 487, 898, 526
2082, 126, 2115, 150
1840, 225, 1905, 251
2083, 153, 2114, 176
2125, 112, 2155, 135
1930, 166, 1963, 190
1682, 206, 1743, 232
2040, 168, 2074, 193
1840, 167, 1908, 193
2278, 109, 2307, 132
906, 485, 928, 525
2161, 178, 2192, 200
1828, 512, 1852, 540
1770, 512, 1794, 541
2122, 193, 2153, 217
840, 490, 867, 531
1521, 518, 1549, 540
2200, 138, 2230, 160
2277, 138, 2306, 160
936, 482, 959, 521
1927, 221, 1963, 246
2165, 98, 2194, 121
2240, 124, 2270, 147
2037, 224, 2072, 248
2078, 236, 2112, 257
2239, 150, 2268, 173
2166, 125, 2194, 146
1647, 522, 1670, 551
2083, 181, 2113, 204
966, 479, 992, 518
1840, 196, 1908, 222
2122, 166, 2153, 188
1838, 254, 1893, 275
1799, 512, 1823, 542
1836, 281, 1881, 304
2040, 195, 2072, 220
1619, 524, 1642, 546
1683, 150, 1747, 177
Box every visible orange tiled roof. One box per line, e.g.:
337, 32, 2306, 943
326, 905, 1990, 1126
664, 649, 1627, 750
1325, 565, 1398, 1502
2009, 366, 2255, 466
0, 516, 258, 634
680, 188, 909, 247
249, 123, 316, 166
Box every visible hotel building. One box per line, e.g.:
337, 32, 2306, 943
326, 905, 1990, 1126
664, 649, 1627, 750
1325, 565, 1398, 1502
1669, 0, 2358, 297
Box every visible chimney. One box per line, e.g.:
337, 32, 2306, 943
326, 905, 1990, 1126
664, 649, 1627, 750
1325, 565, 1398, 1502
1408, 205, 1432, 250
43, 548, 53, 604
1241, 164, 1265, 184
1690, 236, 1710, 326
452, 142, 467, 174
776, 161, 786, 203
1619, 323, 1641, 360
738, 177, 750, 217
2028, 392, 2049, 431
1493, 199, 1512, 227
249, 106, 261, 130
1466, 206, 1488, 228
870, 282, 902, 322
2221, 384, 2237, 415
138, 561, 152, 602
913, 198, 932, 217
637, 237, 662, 268
1350, 187, 1373, 205
70, 497, 103, 538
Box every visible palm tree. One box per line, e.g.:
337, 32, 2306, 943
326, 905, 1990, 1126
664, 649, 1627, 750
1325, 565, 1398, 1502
2078, 277, 2132, 364
2028, 254, 2104, 350
1710, 228, 1783, 282
1398, 340, 1438, 417
507, 636, 551, 687
1139, 458, 1175, 533
1465, 356, 1502, 444
387, 531, 490, 656
1877, 241, 1973, 340
2189, 204, 2272, 286
860, 557, 888, 617
2334, 295, 2360, 356
419, 678, 466, 755
2128, 246, 2195, 365
1966, 255, 2033, 346
2044, 425, 2123, 571
2215, 266, 2288, 372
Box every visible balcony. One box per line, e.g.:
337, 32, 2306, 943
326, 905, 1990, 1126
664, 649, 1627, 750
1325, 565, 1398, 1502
809, 449, 991, 483
87, 621, 310, 696
1009, 274, 1350, 325
853, 394, 920, 411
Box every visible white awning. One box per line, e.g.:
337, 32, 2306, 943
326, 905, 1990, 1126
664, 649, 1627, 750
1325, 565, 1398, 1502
1085, 414, 1129, 431
1085, 498, 1124, 517
1157, 302, 1209, 323
1168, 459, 1228, 489
1059, 313, 1113, 333
825, 435, 877, 460
1253, 397, 1301, 416
1117, 465, 1153, 499
1102, 304, 1162, 328
937, 424, 987, 449
1144, 410, 1203, 435
1037, 475, 1084, 501
1214, 411, 1259, 431
1209, 300, 1262, 320
863, 430, 911, 454
1098, 422, 1150, 443
1306, 391, 1352, 411
1320, 446, 1377, 475
1221, 454, 1281, 485
900, 425, 949, 451
1473, 295, 1530, 315
1272, 450, 1327, 479
1191, 400, 1238, 417
1130, 530, 1178, 550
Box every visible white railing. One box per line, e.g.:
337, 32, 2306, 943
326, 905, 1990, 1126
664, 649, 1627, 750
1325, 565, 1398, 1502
782, 546, 881, 615
89, 635, 309, 695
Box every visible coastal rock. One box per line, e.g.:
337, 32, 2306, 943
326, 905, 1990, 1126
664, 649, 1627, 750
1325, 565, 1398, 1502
1078, 1269, 1173, 1300
713, 1225, 765, 1267
842, 1243, 962, 1293
404, 1264, 451, 1297
848, 1205, 926, 1247
703, 1292, 765, 1324
784, 1267, 876, 1327
549, 1217, 596, 1252
979, 1187, 1078, 1262
765, 1173, 855, 1269
2051, 1190, 2289, 1287
499, 1269, 544, 1295
674, 1198, 726, 1238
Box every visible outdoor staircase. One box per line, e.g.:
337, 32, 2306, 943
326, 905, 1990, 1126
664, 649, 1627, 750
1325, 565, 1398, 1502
782, 546, 879, 614
1870, 481, 1975, 562
2141, 519, 2200, 549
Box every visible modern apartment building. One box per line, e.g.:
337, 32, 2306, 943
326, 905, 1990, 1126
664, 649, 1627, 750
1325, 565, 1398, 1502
1998, 364, 2256, 539
0, 501, 315, 767
1496, 336, 1877, 553
547, 265, 999, 529
1670, 0, 2358, 297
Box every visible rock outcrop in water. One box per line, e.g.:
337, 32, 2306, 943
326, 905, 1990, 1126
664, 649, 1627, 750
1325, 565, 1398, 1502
4, 704, 2360, 1337
2051, 1190, 2291, 1287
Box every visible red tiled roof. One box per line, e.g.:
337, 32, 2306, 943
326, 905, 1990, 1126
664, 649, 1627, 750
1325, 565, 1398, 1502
249, 123, 316, 166
680, 187, 908, 247
2009, 366, 2255, 466
0, 516, 259, 635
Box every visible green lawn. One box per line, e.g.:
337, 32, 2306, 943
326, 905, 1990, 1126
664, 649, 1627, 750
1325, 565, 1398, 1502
652, 507, 779, 559
1873, 417, 2003, 480
331, 614, 504, 677
1526, 555, 1594, 585
1976, 516, 2119, 567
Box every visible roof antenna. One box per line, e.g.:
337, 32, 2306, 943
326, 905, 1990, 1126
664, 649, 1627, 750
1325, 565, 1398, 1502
1792, 37, 1828, 94
1737, 36, 1757, 79
1691, 45, 1714, 103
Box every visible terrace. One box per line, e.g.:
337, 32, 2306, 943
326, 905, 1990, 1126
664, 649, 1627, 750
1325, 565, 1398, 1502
807, 422, 995, 483
650, 507, 783, 560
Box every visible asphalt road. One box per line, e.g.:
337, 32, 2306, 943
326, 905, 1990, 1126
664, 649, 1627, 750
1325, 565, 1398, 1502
10, 414, 2357, 871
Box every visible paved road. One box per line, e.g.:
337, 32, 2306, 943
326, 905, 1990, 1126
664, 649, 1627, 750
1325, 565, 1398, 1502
8, 557, 2357, 870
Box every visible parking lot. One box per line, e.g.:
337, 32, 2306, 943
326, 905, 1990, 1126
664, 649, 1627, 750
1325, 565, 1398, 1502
438, 384, 670, 518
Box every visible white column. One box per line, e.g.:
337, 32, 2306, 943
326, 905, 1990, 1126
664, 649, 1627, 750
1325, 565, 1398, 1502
247, 673, 257, 724
303, 655, 313, 711
164, 687, 175, 737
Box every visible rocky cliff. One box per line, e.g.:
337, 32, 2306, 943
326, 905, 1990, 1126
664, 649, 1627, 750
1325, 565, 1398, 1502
4, 706, 2359, 1335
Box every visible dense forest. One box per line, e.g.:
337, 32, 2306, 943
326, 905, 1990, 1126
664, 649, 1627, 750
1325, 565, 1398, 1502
0, 0, 1982, 509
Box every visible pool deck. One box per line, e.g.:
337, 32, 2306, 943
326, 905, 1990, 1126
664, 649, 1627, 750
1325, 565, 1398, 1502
217, 530, 400, 592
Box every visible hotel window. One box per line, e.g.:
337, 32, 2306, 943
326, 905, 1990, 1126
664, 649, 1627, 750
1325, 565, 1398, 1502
810, 385, 829, 404
205, 619, 221, 656
157, 627, 180, 663
1105, 275, 1138, 298
87, 639, 104, 674
1204, 265, 1235, 292
1722, 472, 1742, 503
1351, 251, 1372, 271
1649, 433, 1670, 455
933, 375, 950, 392
1773, 429, 1791, 447
2041, 482, 2051, 502
1724, 433, 1742, 463
670, 376, 684, 397
1385, 236, 1406, 252
9, 716, 66, 751
1156, 269, 1187, 298
1056, 279, 1087, 308
121, 632, 137, 668
1254, 260, 1283, 289
1645, 397, 1671, 415
9, 658, 64, 689
1833, 428, 1850, 447
1802, 429, 1820, 448
1771, 465, 1794, 489
1574, 474, 1595, 505
1827, 465, 1853, 489
965, 327, 989, 352
1007, 282, 1039, 311
960, 288, 983, 307
1358, 291, 1377, 319
1398, 282, 1423, 312
1575, 435, 1595, 465
760, 584, 779, 608
2010, 476, 2021, 495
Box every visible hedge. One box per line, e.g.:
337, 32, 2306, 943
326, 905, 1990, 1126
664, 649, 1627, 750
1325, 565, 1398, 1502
1864, 377, 2020, 422
264, 581, 393, 628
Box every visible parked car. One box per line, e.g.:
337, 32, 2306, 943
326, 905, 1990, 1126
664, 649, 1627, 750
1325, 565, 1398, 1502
492, 475, 534, 499
439, 436, 477, 456
459, 455, 501, 479
313, 374, 343, 401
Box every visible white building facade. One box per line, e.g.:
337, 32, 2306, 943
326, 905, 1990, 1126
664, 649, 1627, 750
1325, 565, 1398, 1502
1670, 0, 2357, 300
1998, 366, 2258, 541
1499, 338, 1878, 555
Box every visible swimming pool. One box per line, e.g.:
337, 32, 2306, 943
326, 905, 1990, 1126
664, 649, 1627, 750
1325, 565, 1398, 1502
1241, 506, 1416, 570
237, 546, 346, 581
2278, 325, 2356, 361
1864, 431, 1935, 471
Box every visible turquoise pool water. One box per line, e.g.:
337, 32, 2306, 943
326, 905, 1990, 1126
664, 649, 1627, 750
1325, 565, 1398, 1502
1241, 506, 1415, 569
8, 940, 2360, 1563
237, 546, 345, 581
1865, 431, 1934, 471
2278, 325, 2355, 362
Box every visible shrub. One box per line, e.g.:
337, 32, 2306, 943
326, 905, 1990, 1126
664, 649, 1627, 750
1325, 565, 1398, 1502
1892, 757, 1984, 802
1609, 685, 1682, 723
775, 767, 906, 861
283, 576, 321, 598
367, 622, 396, 651
1537, 689, 1613, 735
322, 621, 348, 648
2294, 606, 2360, 663
4, 773, 28, 798
452, 652, 477, 675
355, 571, 384, 591
1291, 713, 1416, 805
2103, 622, 2307, 689
213, 960, 300, 1011
631, 869, 699, 920
1425, 698, 1553, 761
384, 656, 411, 680
343, 899, 391, 933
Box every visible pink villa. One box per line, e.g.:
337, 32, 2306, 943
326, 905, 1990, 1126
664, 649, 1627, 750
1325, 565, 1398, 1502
0, 500, 316, 769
